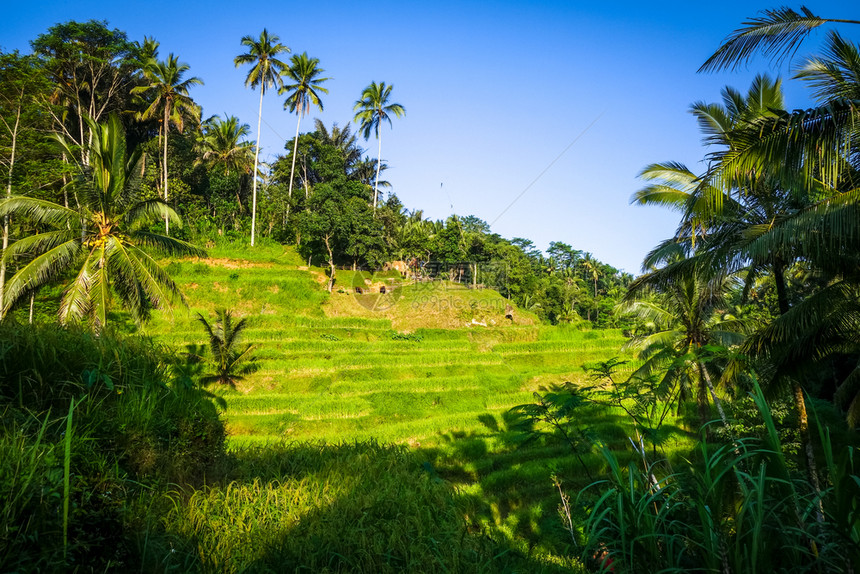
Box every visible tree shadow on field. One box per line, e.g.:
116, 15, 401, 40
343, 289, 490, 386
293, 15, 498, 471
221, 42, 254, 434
415, 403, 694, 561
147, 441, 573, 573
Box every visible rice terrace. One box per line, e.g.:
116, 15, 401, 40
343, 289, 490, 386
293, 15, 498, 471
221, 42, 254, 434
2, 3, 860, 573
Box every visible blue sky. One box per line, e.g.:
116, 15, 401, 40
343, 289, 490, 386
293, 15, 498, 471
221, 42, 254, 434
3, 1, 852, 273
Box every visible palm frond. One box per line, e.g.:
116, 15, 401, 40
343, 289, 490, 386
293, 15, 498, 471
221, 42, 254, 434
122, 199, 183, 230
745, 281, 859, 363
130, 232, 206, 257
89, 251, 111, 328
699, 6, 830, 72
58, 248, 99, 325
795, 30, 860, 102
3, 239, 82, 314
109, 239, 185, 317
1, 230, 79, 264
0, 196, 80, 228
707, 99, 858, 194
740, 187, 860, 269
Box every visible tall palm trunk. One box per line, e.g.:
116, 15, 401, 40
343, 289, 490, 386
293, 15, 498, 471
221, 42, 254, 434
251, 86, 264, 247
699, 361, 728, 427
0, 102, 21, 318
771, 274, 823, 523
373, 129, 382, 210
323, 233, 335, 292
163, 103, 170, 236
287, 110, 302, 219
773, 260, 789, 315
794, 381, 825, 525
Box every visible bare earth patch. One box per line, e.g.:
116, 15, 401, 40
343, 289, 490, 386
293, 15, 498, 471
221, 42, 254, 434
183, 256, 275, 269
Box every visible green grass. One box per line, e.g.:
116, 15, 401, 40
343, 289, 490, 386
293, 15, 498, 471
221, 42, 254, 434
135, 243, 696, 563
149, 440, 578, 573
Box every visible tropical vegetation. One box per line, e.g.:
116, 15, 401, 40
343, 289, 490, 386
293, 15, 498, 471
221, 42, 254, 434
1, 9, 859, 573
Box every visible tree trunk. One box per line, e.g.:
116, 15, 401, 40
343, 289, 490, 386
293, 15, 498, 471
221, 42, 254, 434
163, 103, 170, 236
773, 260, 790, 315
62, 154, 69, 209
794, 382, 825, 524
287, 112, 302, 220
772, 277, 823, 525
251, 86, 264, 247
323, 234, 335, 292
699, 361, 729, 427
303, 160, 310, 201
0, 100, 21, 318
28, 291, 34, 324
373, 129, 382, 210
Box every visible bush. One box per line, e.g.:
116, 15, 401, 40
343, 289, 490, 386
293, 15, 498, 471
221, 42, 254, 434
577, 383, 860, 573
0, 321, 226, 571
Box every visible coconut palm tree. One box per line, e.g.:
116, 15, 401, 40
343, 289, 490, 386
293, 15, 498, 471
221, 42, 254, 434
197, 115, 254, 176
354, 156, 390, 190
234, 29, 290, 246
196, 115, 255, 213
634, 75, 797, 313
0, 114, 202, 327
699, 13, 860, 201
314, 119, 363, 169
196, 308, 257, 387
280, 53, 329, 215
131, 53, 202, 236
622, 258, 746, 428
352, 81, 405, 210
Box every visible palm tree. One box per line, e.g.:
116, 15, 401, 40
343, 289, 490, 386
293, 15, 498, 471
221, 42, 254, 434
699, 13, 860, 201
234, 29, 290, 246
196, 115, 254, 176
314, 119, 363, 169
622, 259, 746, 428
0, 114, 202, 327
696, 7, 860, 507
197, 308, 257, 387
352, 81, 406, 210
133, 36, 160, 73
196, 115, 255, 213
354, 156, 391, 190
131, 53, 202, 236
280, 53, 329, 215
634, 75, 798, 313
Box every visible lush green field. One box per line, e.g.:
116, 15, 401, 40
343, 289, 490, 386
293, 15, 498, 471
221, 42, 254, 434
137, 241, 692, 562
144, 244, 636, 446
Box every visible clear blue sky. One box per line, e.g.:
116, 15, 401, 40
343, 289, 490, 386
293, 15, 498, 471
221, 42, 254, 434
3, 1, 852, 273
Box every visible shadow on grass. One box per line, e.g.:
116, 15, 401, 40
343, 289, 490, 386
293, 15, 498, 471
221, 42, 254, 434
142, 440, 576, 573
413, 404, 697, 562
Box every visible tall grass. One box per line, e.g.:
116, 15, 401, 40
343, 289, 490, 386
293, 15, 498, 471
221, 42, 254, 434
148, 440, 576, 574
0, 321, 226, 571
577, 382, 860, 573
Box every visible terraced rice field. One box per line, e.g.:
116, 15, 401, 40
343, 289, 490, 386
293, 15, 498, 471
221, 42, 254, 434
143, 243, 690, 552
146, 244, 633, 447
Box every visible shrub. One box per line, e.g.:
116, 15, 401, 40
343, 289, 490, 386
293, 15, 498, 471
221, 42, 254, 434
577, 382, 860, 573
0, 321, 226, 571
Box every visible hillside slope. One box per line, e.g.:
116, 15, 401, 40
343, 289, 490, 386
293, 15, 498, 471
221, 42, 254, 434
143, 243, 633, 448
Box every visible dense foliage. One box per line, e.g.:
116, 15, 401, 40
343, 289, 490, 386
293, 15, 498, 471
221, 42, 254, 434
3, 9, 860, 573
1, 20, 632, 328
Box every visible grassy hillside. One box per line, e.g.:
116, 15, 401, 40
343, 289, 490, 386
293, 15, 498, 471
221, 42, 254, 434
136, 241, 692, 562
143, 242, 631, 446
3, 240, 697, 570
